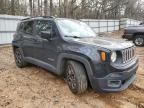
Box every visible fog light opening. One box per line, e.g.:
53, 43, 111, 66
108, 80, 121, 88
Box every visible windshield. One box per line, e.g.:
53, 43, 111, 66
57, 19, 96, 38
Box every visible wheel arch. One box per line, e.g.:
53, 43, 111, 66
12, 45, 25, 57
12, 41, 21, 51
56, 53, 94, 87
13, 45, 19, 51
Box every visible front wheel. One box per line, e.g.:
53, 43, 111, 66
65, 61, 88, 94
133, 35, 144, 46
14, 48, 28, 68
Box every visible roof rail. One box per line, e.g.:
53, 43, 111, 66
21, 17, 31, 20
21, 16, 55, 21
42, 16, 55, 18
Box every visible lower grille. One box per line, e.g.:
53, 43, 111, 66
121, 47, 135, 63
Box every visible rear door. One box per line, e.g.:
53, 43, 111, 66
22, 20, 40, 58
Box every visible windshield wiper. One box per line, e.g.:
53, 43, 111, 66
64, 35, 82, 38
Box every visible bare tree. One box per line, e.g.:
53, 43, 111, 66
29, 0, 33, 16
33, 0, 35, 16
0, 0, 4, 14
37, 0, 40, 16
59, 0, 62, 17
81, 0, 85, 18
50, 0, 53, 16
1, 0, 144, 20
44, 0, 48, 16
40, 0, 43, 16
64, 0, 68, 17
11, 0, 15, 15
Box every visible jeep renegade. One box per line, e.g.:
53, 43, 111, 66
12, 16, 139, 94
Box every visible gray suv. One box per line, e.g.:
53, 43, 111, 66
12, 16, 138, 94
123, 26, 144, 46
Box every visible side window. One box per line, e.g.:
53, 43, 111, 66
23, 21, 34, 35
35, 20, 52, 35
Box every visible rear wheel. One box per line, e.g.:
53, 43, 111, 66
133, 35, 144, 46
65, 61, 88, 94
14, 48, 28, 68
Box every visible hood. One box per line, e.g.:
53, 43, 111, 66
72, 37, 134, 50
126, 25, 144, 29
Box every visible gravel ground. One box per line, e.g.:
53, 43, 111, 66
0, 31, 144, 108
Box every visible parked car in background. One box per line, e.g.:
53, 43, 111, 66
139, 21, 144, 25
12, 16, 138, 94
122, 26, 144, 46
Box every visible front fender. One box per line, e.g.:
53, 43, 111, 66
56, 53, 94, 85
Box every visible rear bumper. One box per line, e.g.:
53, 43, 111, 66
91, 60, 138, 92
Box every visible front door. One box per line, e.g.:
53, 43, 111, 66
34, 20, 59, 68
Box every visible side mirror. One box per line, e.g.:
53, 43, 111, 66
40, 31, 52, 40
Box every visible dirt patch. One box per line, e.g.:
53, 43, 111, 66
0, 38, 144, 108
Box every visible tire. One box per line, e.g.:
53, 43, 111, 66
65, 61, 88, 94
133, 35, 144, 46
14, 48, 28, 68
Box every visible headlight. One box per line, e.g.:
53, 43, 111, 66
111, 51, 117, 62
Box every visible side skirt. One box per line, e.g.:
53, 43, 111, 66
24, 57, 57, 74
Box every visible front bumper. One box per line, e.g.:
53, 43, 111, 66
122, 34, 133, 40
91, 60, 138, 92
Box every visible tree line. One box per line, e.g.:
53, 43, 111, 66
0, 0, 143, 20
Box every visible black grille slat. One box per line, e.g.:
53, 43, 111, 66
121, 47, 135, 63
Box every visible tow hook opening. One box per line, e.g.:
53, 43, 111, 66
107, 80, 121, 88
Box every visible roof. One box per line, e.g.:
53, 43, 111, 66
21, 16, 79, 22
21, 16, 56, 21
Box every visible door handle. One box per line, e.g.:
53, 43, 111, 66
33, 38, 44, 43
23, 36, 33, 40
23, 36, 42, 43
